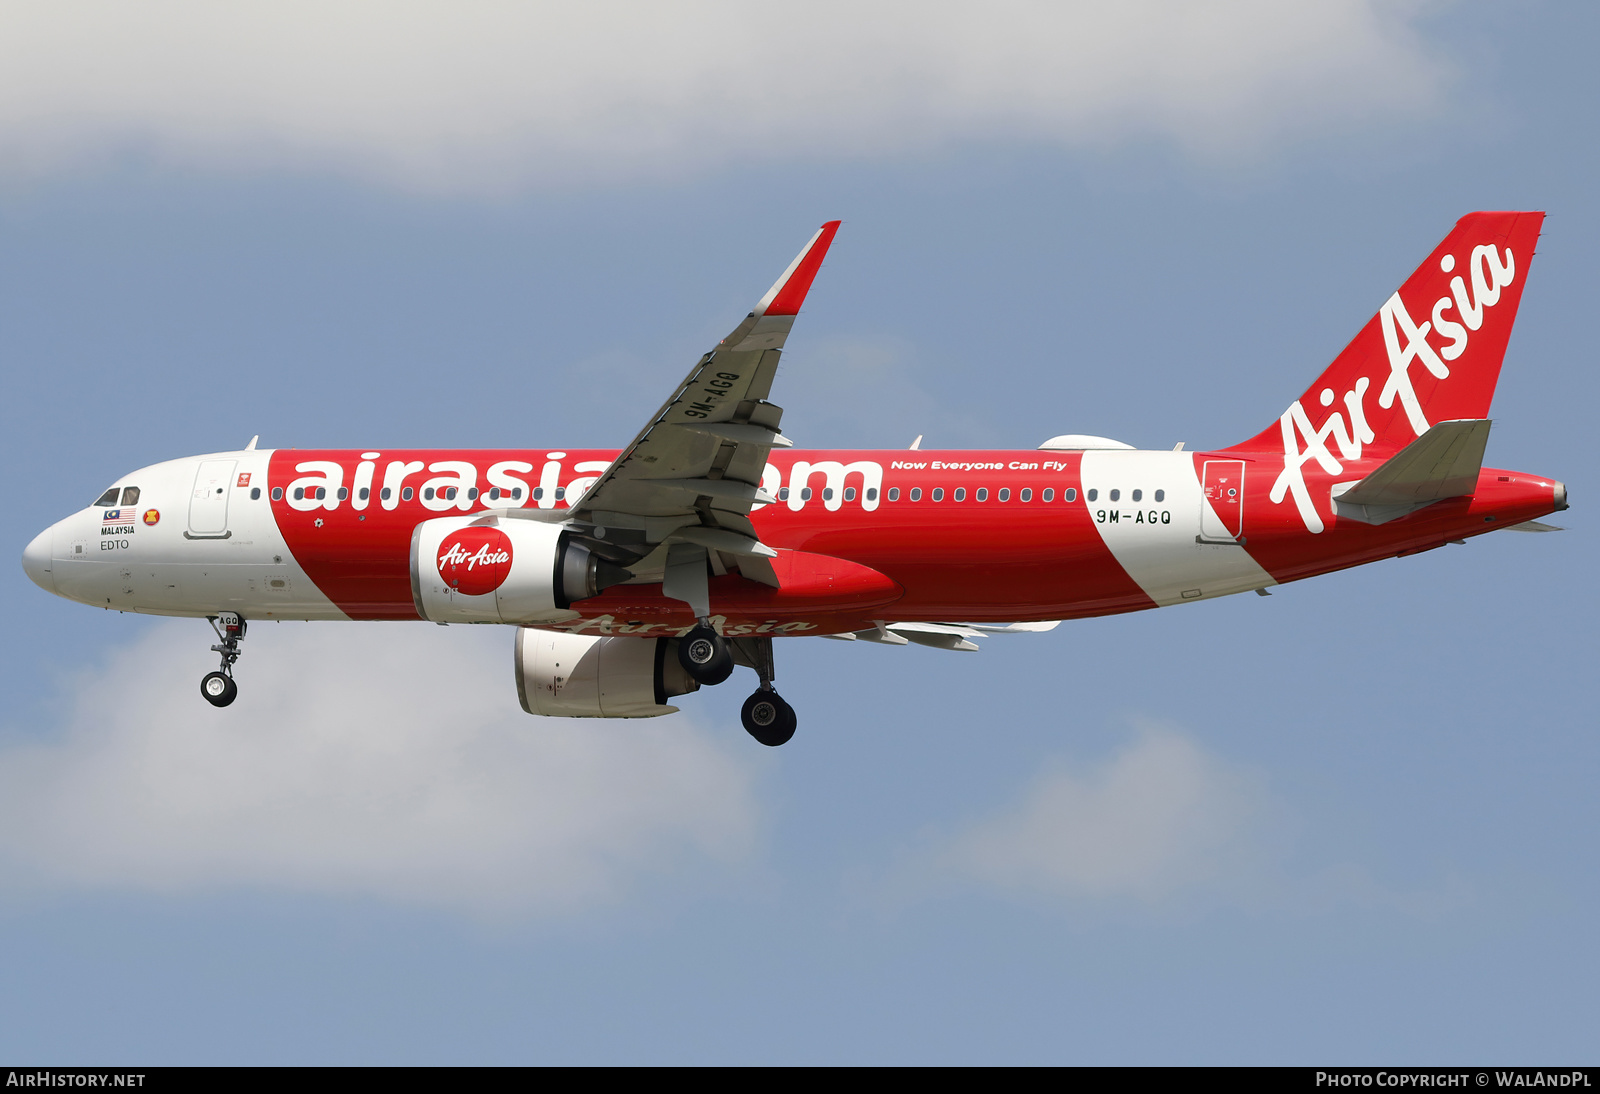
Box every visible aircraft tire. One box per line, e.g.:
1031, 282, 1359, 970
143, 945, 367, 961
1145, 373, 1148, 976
741, 690, 796, 747
201, 671, 238, 708
678, 625, 734, 686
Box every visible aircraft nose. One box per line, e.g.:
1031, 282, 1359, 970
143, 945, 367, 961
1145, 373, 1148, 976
22, 527, 54, 594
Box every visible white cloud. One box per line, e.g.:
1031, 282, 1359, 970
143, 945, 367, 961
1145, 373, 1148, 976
0, 1, 1453, 191
936, 724, 1270, 901
0, 621, 760, 917
780, 335, 999, 448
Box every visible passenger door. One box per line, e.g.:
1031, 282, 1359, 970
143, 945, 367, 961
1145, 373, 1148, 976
187, 459, 236, 539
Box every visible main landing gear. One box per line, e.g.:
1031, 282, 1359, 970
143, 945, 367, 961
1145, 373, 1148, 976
676, 623, 796, 745
741, 689, 796, 748
678, 621, 735, 685
732, 633, 796, 748
201, 611, 246, 708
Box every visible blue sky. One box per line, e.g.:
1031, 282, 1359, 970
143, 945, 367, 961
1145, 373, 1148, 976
0, 2, 1595, 1063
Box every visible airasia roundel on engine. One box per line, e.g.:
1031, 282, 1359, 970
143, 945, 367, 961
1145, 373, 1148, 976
437, 528, 514, 596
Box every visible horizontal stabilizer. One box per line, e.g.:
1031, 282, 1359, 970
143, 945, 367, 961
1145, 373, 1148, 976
961, 620, 1062, 634
885, 622, 980, 651
826, 619, 1063, 651
1503, 520, 1563, 532
1333, 419, 1491, 526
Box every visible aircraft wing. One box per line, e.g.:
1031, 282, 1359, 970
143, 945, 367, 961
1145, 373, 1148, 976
520, 223, 840, 581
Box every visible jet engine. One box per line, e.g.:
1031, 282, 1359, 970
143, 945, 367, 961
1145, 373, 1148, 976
410, 516, 632, 624
515, 628, 700, 718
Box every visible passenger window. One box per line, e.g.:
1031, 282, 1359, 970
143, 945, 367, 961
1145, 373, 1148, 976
1086, 488, 1097, 502
887, 487, 900, 501
909, 488, 922, 501
293, 487, 305, 501
337, 487, 349, 500
251, 487, 261, 501
553, 487, 564, 501
801, 487, 813, 501
1020, 488, 1032, 502
446, 487, 458, 501
866, 487, 878, 501
998, 488, 1010, 502
976, 488, 988, 501
1109, 489, 1120, 502
532, 487, 544, 501
1155, 489, 1165, 502
402, 487, 414, 501
511, 487, 522, 500
424, 487, 435, 501
844, 487, 856, 501
1132, 489, 1142, 502
1043, 488, 1054, 502
121, 487, 140, 506
1065, 487, 1077, 502
778, 487, 790, 501
954, 488, 965, 501
93, 487, 120, 507
272, 487, 284, 501
381, 487, 392, 501
359, 487, 369, 501
823, 488, 834, 501
467, 487, 478, 500
489, 487, 500, 501
932, 488, 944, 501
315, 487, 326, 500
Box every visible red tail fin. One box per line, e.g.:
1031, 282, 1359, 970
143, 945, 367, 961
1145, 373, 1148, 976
1229, 211, 1545, 455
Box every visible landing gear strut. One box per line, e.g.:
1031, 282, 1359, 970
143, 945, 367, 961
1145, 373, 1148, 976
201, 612, 246, 708
734, 636, 796, 747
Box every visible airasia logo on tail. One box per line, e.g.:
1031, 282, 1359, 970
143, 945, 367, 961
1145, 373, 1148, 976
437, 528, 513, 596
1272, 241, 1518, 535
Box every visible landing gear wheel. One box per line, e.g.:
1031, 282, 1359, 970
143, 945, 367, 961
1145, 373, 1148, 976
741, 690, 797, 747
678, 625, 734, 685
201, 671, 238, 708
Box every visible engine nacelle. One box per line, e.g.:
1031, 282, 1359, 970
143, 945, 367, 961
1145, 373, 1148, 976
515, 629, 700, 718
410, 516, 631, 624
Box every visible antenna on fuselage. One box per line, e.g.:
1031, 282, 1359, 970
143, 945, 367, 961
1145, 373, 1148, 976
245, 435, 259, 451
908, 435, 922, 450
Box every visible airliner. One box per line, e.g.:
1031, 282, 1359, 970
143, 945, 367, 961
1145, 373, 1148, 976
21, 214, 1566, 745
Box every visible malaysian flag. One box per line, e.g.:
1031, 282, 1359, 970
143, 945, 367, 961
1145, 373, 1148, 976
102, 508, 132, 524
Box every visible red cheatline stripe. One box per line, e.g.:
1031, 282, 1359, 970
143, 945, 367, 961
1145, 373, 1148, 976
761, 220, 841, 316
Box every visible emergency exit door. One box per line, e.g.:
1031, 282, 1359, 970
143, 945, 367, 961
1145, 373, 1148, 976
1200, 460, 1245, 543
187, 459, 236, 538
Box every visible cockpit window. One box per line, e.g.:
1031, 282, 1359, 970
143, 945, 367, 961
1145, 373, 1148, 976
93, 487, 120, 507
120, 486, 141, 506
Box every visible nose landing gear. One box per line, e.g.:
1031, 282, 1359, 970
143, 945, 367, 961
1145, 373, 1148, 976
201, 612, 246, 708
201, 671, 237, 707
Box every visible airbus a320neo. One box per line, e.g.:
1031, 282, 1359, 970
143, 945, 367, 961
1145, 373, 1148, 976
23, 214, 1566, 745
